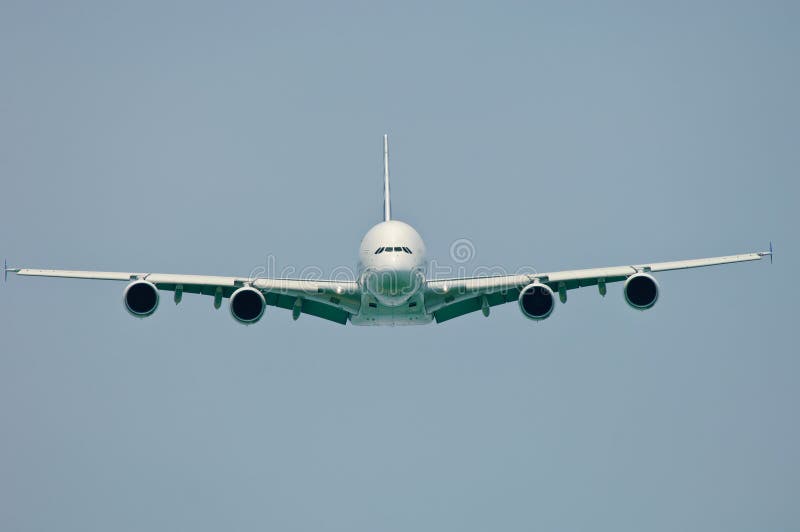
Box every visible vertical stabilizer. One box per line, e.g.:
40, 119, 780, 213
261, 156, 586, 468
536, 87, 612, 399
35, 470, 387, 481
383, 134, 391, 221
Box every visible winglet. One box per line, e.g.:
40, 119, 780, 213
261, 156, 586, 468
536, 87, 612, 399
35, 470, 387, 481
3, 259, 19, 283
758, 241, 773, 264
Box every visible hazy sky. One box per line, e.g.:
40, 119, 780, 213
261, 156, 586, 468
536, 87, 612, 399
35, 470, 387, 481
1, 1, 798, 531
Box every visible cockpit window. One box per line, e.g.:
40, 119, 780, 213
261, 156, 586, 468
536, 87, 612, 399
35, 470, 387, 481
377, 246, 414, 253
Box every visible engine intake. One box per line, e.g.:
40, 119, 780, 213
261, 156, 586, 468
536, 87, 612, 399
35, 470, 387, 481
518, 282, 555, 320
230, 287, 266, 324
623, 273, 659, 310
123, 280, 159, 317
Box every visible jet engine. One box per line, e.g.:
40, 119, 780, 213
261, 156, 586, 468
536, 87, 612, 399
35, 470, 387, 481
123, 280, 159, 317
623, 273, 659, 310
518, 282, 555, 320
230, 287, 266, 324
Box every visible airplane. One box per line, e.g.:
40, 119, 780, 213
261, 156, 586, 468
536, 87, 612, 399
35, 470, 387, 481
4, 135, 773, 326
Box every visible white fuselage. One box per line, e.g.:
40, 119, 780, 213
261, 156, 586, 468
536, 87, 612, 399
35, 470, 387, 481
351, 220, 432, 325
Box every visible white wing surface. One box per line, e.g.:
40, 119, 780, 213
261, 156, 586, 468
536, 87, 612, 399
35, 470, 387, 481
424, 250, 771, 323
10, 268, 361, 324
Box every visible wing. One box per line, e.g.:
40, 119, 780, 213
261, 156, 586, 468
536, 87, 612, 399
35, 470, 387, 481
8, 268, 361, 324
424, 249, 772, 323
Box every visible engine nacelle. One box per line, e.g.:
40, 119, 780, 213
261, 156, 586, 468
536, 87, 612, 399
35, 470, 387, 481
123, 280, 159, 317
623, 273, 659, 310
230, 287, 266, 324
518, 282, 556, 320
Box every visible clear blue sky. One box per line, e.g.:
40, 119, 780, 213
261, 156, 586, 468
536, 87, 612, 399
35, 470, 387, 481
1, 1, 797, 531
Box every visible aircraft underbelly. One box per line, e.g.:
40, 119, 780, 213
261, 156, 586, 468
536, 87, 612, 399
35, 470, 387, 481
349, 294, 433, 326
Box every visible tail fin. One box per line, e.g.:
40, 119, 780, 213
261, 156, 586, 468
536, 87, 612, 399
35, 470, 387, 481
383, 134, 391, 221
